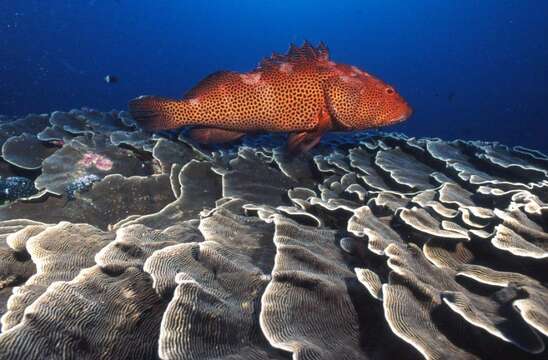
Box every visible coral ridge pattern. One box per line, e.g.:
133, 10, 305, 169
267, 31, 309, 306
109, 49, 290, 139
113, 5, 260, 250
0, 108, 546, 359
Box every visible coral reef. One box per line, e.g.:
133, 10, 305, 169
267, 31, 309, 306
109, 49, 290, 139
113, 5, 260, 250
0, 109, 546, 359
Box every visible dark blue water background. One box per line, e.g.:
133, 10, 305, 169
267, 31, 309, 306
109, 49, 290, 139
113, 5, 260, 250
1, 1, 547, 151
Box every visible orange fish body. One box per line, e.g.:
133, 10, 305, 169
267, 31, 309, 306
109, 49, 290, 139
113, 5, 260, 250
129, 42, 412, 152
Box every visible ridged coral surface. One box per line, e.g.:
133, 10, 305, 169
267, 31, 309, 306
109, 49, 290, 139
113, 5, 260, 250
0, 109, 546, 359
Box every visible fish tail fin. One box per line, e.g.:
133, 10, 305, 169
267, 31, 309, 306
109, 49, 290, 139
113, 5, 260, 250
128, 96, 186, 131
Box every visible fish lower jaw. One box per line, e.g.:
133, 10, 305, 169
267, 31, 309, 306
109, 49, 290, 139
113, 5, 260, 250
391, 113, 410, 124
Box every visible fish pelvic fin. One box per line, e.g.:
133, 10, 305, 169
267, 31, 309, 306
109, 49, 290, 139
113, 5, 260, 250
189, 127, 245, 144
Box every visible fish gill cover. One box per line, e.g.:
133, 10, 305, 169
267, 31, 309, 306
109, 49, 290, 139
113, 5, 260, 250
0, 1, 547, 360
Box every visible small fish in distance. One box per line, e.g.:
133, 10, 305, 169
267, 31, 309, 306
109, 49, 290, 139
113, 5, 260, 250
129, 42, 412, 152
104, 75, 118, 84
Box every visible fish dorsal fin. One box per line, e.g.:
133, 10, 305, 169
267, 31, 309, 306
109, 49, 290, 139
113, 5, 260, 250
258, 42, 330, 70
317, 41, 329, 62
301, 40, 318, 59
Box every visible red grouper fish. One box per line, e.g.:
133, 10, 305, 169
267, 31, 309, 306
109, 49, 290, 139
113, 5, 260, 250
129, 42, 412, 152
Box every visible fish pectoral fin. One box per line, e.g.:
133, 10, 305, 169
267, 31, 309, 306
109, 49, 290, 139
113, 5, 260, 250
189, 127, 245, 144
287, 108, 332, 153
287, 132, 309, 152
287, 132, 323, 153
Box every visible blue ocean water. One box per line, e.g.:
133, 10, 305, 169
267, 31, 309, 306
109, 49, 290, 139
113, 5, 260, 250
0, 0, 547, 151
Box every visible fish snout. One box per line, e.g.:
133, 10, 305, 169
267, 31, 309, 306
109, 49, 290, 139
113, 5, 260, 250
390, 103, 413, 125
403, 104, 413, 120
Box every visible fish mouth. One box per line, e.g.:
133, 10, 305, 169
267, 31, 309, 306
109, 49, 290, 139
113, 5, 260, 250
392, 106, 413, 124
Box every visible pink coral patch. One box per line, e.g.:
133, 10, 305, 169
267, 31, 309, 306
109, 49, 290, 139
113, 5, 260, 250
79, 152, 113, 171
95, 157, 113, 171
79, 153, 96, 167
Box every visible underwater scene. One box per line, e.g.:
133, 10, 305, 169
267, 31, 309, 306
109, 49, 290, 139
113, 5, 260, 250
0, 1, 547, 359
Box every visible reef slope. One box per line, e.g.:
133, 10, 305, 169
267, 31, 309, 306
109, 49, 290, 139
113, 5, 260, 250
0, 109, 546, 360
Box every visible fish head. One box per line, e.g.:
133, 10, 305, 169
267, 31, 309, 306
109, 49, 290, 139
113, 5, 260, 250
325, 69, 412, 130
358, 75, 413, 127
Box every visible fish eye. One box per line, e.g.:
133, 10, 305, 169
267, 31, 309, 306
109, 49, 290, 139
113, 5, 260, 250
385, 87, 395, 95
